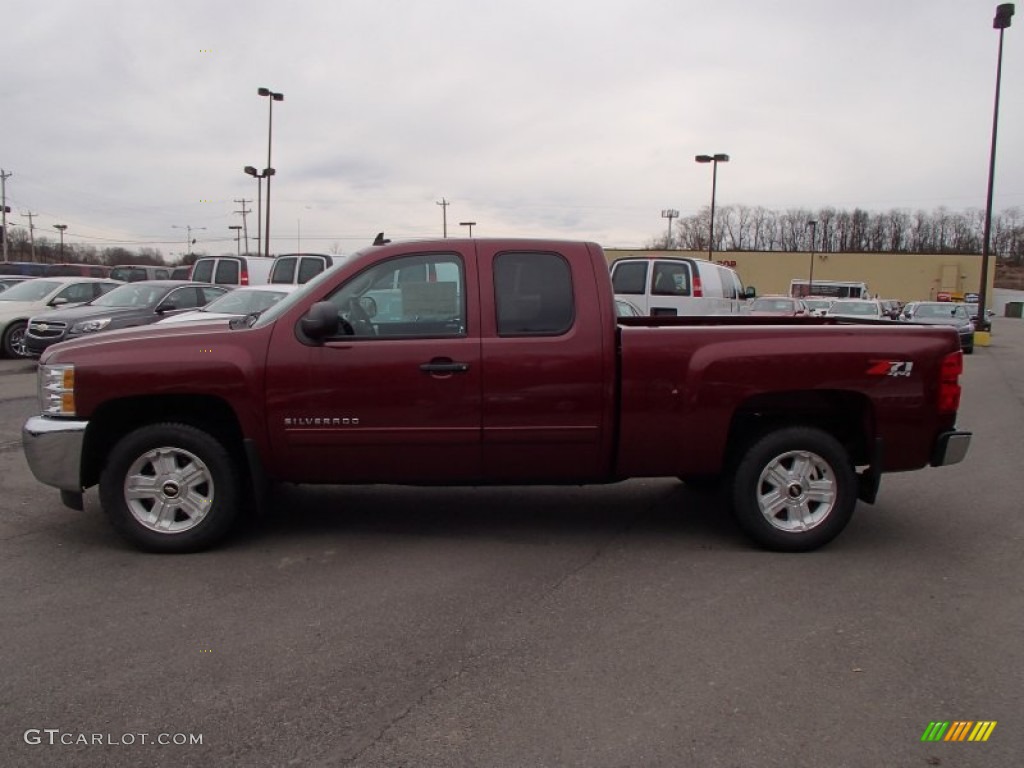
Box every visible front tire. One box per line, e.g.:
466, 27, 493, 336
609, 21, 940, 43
2, 320, 28, 358
730, 427, 857, 552
99, 423, 241, 553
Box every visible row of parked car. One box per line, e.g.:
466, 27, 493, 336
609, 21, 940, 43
0, 275, 304, 358
743, 295, 981, 354
0, 253, 334, 286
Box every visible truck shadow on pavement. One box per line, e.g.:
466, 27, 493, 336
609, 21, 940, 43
233, 478, 749, 551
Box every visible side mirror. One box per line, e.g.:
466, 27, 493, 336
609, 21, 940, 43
743, 286, 757, 299
50, 297, 69, 306
300, 301, 341, 341
359, 296, 378, 318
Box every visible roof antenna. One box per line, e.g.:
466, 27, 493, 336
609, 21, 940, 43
373, 232, 390, 246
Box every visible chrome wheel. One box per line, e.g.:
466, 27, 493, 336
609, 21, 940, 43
3, 321, 29, 358
124, 446, 215, 533
755, 449, 836, 533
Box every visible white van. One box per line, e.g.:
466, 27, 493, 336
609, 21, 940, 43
190, 254, 334, 287
189, 256, 276, 287
269, 253, 334, 284
610, 256, 751, 316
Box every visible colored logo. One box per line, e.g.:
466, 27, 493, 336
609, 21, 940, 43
921, 721, 997, 742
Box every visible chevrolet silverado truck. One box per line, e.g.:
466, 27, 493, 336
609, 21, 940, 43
22, 238, 971, 553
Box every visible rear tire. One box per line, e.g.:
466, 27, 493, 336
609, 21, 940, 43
730, 427, 857, 552
99, 423, 241, 553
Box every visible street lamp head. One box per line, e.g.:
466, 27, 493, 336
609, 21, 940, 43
695, 155, 713, 163
258, 87, 284, 101
995, 3, 1015, 29
244, 165, 258, 177
264, 168, 276, 177
807, 219, 817, 227
53, 224, 67, 231
713, 154, 730, 162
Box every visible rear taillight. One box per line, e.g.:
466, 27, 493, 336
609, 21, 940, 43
241, 266, 250, 286
938, 351, 963, 413
692, 274, 703, 297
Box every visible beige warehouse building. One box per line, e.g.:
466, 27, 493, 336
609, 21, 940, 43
605, 249, 991, 305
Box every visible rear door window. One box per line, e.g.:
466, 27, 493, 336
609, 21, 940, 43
494, 252, 574, 336
651, 261, 691, 296
611, 261, 648, 295
270, 258, 297, 284
191, 261, 214, 282
214, 260, 240, 284
298, 257, 326, 283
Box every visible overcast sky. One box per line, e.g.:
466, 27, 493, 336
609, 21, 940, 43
2, 0, 1022, 259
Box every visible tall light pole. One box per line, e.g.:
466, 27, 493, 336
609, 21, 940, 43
460, 221, 476, 238
695, 153, 729, 260
244, 165, 266, 256
53, 224, 67, 259
978, 3, 1015, 333
229, 225, 243, 256
661, 209, 679, 248
806, 220, 818, 297
258, 87, 284, 258
172, 224, 206, 257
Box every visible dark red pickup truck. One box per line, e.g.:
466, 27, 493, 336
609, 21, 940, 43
23, 238, 971, 553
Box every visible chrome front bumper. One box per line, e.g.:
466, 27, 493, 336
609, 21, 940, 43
22, 416, 88, 492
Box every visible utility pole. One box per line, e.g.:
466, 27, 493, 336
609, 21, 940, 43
172, 224, 206, 257
234, 198, 252, 254
0, 169, 11, 262
21, 211, 37, 262
54, 224, 68, 259
436, 198, 449, 237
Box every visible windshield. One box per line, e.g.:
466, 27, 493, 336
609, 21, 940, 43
915, 303, 969, 320
829, 301, 877, 316
90, 283, 168, 308
751, 298, 795, 312
202, 288, 292, 315
0, 280, 61, 302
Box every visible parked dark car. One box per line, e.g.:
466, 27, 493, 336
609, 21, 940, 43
44, 263, 112, 278
24, 281, 228, 356
904, 301, 975, 353
748, 296, 809, 317
0, 276, 33, 293
109, 264, 173, 282
0, 261, 47, 277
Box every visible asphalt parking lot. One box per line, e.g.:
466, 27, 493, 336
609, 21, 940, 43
1, 325, 1022, 767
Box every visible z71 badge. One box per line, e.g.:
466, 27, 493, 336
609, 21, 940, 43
866, 360, 914, 377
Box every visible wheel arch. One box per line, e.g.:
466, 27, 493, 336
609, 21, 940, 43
82, 395, 249, 489
724, 389, 874, 471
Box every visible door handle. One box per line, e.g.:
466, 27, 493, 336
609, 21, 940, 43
419, 360, 470, 374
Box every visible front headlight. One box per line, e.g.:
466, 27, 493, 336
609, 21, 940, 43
71, 318, 112, 333
39, 364, 76, 416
